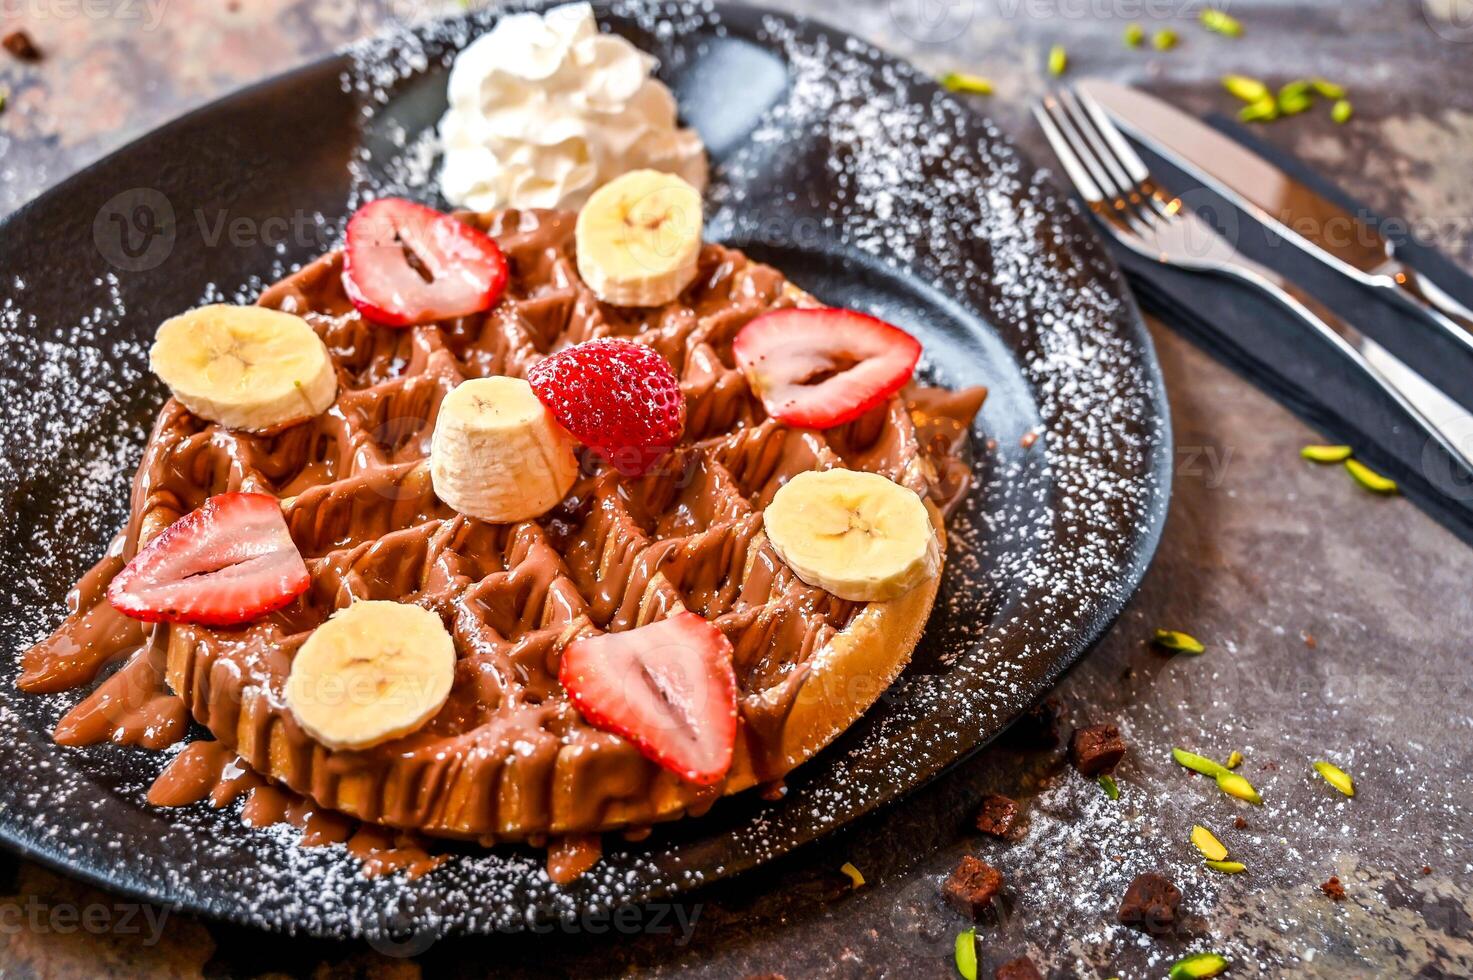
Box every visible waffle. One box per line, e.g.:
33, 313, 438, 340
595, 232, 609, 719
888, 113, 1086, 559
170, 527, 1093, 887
90, 209, 985, 841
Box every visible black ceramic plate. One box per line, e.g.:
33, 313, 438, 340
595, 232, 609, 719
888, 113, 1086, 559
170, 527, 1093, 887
0, 0, 1169, 939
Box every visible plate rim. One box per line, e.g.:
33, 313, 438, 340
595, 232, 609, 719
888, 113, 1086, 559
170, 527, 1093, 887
0, 0, 1173, 936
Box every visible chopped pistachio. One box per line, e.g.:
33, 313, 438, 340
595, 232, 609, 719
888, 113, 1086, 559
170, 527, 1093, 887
0, 87, 8, 113
1170, 952, 1231, 979
1345, 458, 1396, 493
1152, 29, 1180, 50
1124, 23, 1145, 47
1332, 99, 1354, 124
1205, 860, 1247, 873
1173, 747, 1232, 779
1048, 45, 1068, 76
1278, 82, 1314, 116
940, 71, 994, 95
955, 929, 978, 980
1191, 825, 1229, 861
1200, 9, 1243, 37
1099, 774, 1120, 800
1153, 629, 1205, 654
1301, 444, 1353, 463
1314, 760, 1356, 797
840, 861, 865, 888
1216, 771, 1263, 805
1239, 97, 1279, 123
1222, 74, 1270, 103
1226, 750, 1244, 770
1312, 78, 1346, 99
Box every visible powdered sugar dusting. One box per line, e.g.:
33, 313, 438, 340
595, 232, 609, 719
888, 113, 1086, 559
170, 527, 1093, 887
0, 1, 1164, 940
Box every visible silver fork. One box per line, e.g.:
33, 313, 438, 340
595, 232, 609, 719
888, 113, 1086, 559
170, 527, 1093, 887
1035, 87, 1473, 482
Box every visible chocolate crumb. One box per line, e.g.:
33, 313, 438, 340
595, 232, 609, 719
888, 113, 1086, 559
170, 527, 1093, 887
1234, 816, 1248, 830
1321, 876, 1346, 900
942, 855, 1004, 920
2, 29, 40, 61
975, 795, 1020, 838
1423, 865, 1434, 875
1303, 632, 1317, 649
1117, 872, 1182, 935
995, 956, 1043, 980
1260, 761, 1279, 771
1069, 723, 1126, 776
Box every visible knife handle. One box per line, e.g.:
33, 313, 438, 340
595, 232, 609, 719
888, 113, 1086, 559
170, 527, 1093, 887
1212, 256, 1473, 479
1378, 257, 1473, 346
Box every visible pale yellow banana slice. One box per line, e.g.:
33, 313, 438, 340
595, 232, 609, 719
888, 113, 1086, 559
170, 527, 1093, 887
149, 304, 337, 432
763, 469, 940, 602
430, 376, 579, 522
575, 169, 703, 307
285, 600, 456, 750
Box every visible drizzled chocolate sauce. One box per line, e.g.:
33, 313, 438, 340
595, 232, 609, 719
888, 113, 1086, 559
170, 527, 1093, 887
20, 209, 984, 883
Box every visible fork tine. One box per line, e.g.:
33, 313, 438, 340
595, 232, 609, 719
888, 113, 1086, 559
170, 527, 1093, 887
1032, 101, 1104, 205
1039, 93, 1124, 203
1069, 87, 1178, 221
1056, 88, 1138, 204
1070, 87, 1154, 188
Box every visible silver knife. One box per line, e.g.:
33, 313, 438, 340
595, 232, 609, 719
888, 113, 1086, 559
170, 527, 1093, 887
1078, 79, 1473, 362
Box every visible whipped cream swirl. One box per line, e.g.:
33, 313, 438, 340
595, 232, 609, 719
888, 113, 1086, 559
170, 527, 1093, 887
438, 2, 708, 212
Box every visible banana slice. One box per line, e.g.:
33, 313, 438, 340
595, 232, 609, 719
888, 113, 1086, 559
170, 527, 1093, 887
763, 468, 940, 602
149, 304, 337, 432
285, 600, 456, 751
430, 376, 580, 522
575, 169, 703, 307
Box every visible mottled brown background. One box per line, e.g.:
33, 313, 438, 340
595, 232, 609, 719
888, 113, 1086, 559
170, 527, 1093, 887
3, 0, 1473, 977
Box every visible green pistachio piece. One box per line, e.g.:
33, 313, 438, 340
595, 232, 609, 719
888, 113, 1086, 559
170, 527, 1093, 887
1173, 747, 1232, 779
1345, 458, 1396, 493
1153, 629, 1206, 654
1222, 74, 1270, 102
1170, 952, 1231, 979
940, 71, 994, 95
1301, 444, 1353, 463
955, 929, 978, 980
1216, 771, 1263, 805
1048, 45, 1068, 76
1314, 760, 1356, 797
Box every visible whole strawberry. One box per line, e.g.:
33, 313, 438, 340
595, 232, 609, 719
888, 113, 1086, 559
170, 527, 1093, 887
527, 339, 685, 477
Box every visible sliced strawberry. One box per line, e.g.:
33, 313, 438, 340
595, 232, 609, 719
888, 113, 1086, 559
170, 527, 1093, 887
731, 308, 922, 428
527, 338, 685, 477
341, 197, 509, 327
559, 611, 737, 785
107, 492, 310, 626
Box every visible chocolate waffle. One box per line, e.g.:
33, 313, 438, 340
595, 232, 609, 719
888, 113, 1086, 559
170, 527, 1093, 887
43, 209, 985, 841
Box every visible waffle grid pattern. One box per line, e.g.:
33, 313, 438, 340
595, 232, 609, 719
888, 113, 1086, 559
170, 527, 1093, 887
149, 209, 939, 839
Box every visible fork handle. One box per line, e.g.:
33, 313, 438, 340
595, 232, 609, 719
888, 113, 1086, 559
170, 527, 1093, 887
1214, 258, 1473, 479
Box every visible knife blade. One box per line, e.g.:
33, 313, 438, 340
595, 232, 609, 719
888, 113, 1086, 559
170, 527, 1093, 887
1078, 79, 1473, 357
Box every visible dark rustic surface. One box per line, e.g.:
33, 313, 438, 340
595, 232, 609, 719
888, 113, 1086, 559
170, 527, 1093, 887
3, 1, 1472, 976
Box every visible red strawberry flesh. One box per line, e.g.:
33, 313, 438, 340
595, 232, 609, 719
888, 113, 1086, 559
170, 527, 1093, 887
731, 307, 922, 428
558, 611, 737, 785
527, 338, 685, 477
342, 197, 509, 327
107, 492, 310, 626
